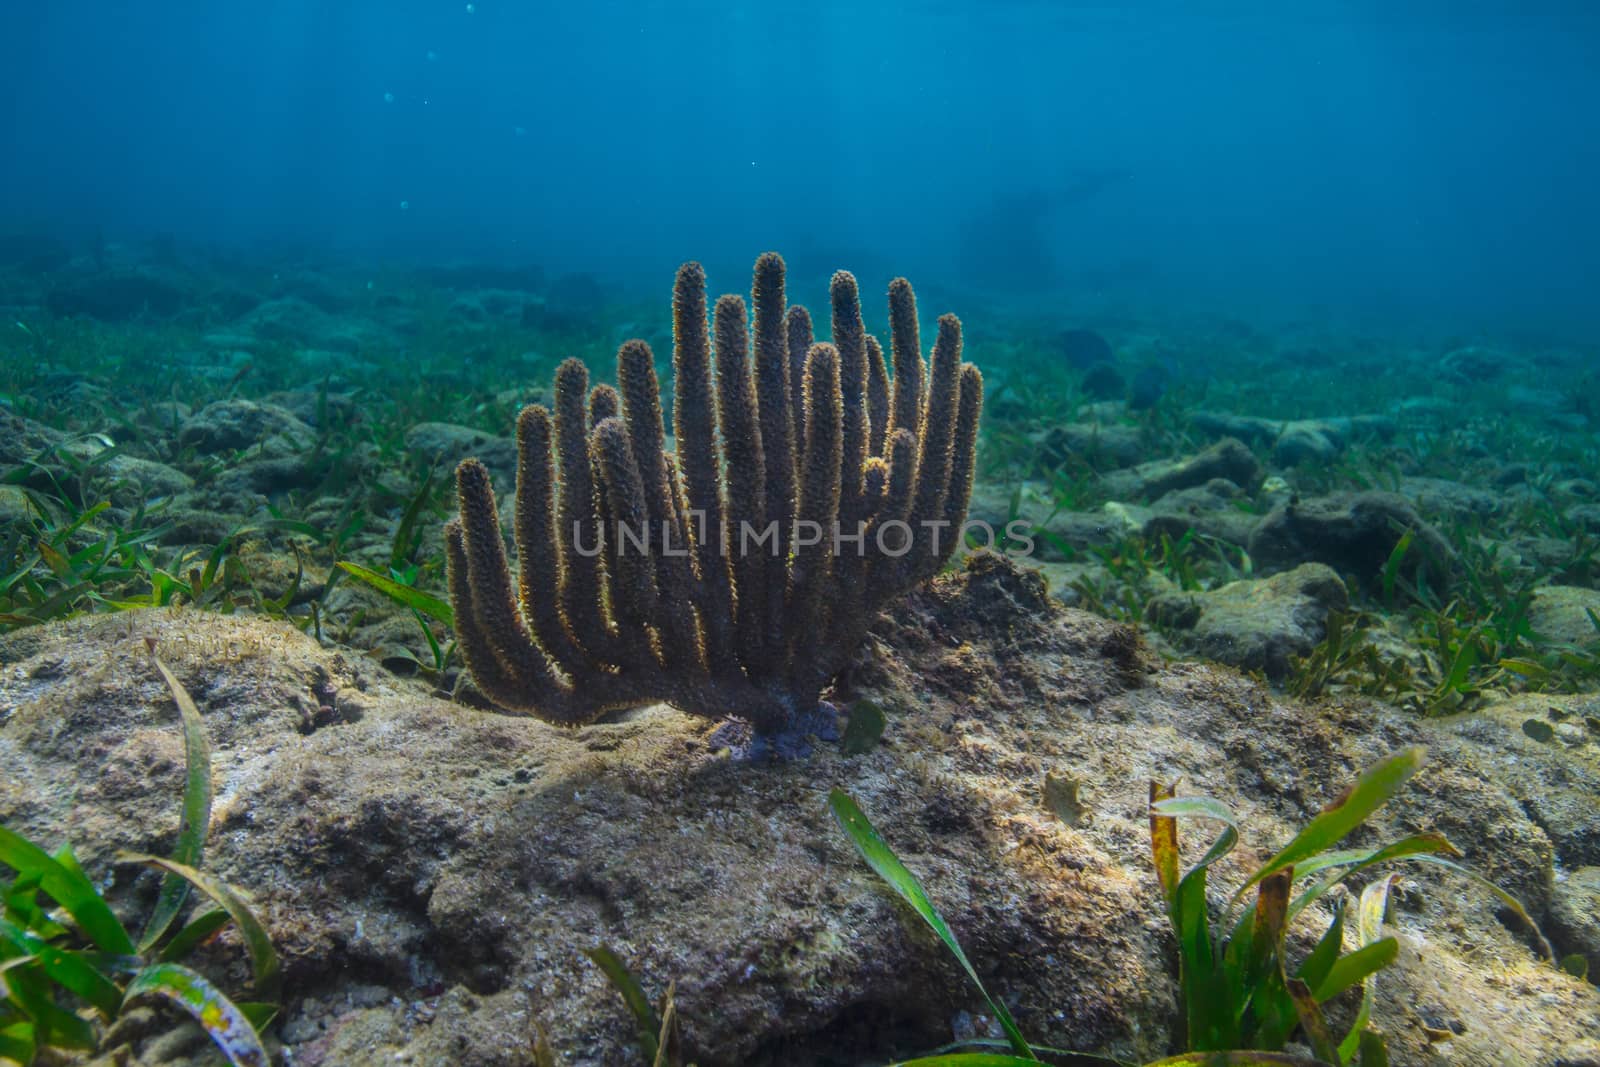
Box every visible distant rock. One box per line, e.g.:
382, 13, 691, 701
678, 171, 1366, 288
1271, 422, 1339, 466
1392, 395, 1456, 421
545, 271, 610, 311
1248, 491, 1454, 589
1138, 481, 1261, 547
1553, 477, 1597, 500
45, 270, 186, 321
1189, 411, 1278, 444
1037, 422, 1147, 471
1080, 361, 1124, 401
1190, 412, 1396, 467
204, 285, 261, 321
1566, 504, 1600, 535
1507, 394, 1588, 431
200, 330, 267, 354
1100, 437, 1262, 500
179, 399, 316, 456
1128, 364, 1168, 410
235, 298, 387, 354
1440, 345, 1515, 383
1056, 327, 1113, 367
449, 294, 491, 323
1146, 562, 1347, 679
963, 482, 1139, 562
1398, 476, 1502, 521
261, 386, 363, 430
413, 263, 545, 292
405, 422, 517, 490
270, 270, 349, 313
520, 297, 594, 334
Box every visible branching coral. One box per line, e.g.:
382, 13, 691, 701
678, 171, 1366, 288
445, 253, 981, 735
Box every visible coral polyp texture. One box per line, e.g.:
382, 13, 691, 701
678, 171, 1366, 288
445, 252, 982, 734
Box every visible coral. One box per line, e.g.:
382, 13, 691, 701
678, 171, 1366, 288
446, 253, 983, 734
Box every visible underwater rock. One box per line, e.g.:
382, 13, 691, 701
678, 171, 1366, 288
517, 273, 611, 334
1443, 693, 1600, 911
1291, 415, 1398, 446
1395, 476, 1504, 524
1440, 344, 1516, 383
1099, 436, 1262, 500
1036, 422, 1147, 470
261, 385, 363, 430
236, 297, 386, 354
964, 481, 1136, 560
205, 284, 262, 321
176, 399, 334, 497
1550, 866, 1600, 982
1248, 490, 1454, 589
1056, 326, 1114, 367
0, 485, 30, 525
1399, 475, 1504, 521
413, 263, 545, 292
968, 478, 1256, 563
25, 369, 114, 412
178, 399, 317, 456
1080, 360, 1124, 400
0, 410, 70, 467
448, 293, 490, 323
44, 270, 186, 321
270, 270, 350, 313
1145, 562, 1347, 679
3, 557, 1596, 1065
1552, 476, 1598, 499
1507, 384, 1578, 418
449, 288, 527, 324
1127, 363, 1168, 410
1189, 412, 1396, 462
1189, 410, 1279, 444
519, 298, 594, 334
1270, 422, 1338, 466
0, 410, 192, 512
78, 451, 193, 509
200, 329, 269, 354
545, 270, 611, 311
1566, 503, 1600, 536
1104, 481, 1259, 548
1529, 586, 1600, 648
1392, 395, 1457, 422
404, 422, 518, 490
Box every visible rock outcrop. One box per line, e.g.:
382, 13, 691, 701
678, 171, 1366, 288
1, 557, 1596, 1066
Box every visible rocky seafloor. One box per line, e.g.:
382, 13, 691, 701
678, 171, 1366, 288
1, 242, 1598, 1065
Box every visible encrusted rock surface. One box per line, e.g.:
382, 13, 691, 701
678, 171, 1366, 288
1099, 436, 1263, 500
1549, 866, 1600, 980
1146, 561, 1348, 680
1248, 490, 1455, 588
1, 557, 1597, 1066
1529, 585, 1600, 648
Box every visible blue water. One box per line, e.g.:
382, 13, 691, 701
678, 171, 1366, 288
5, 2, 1598, 335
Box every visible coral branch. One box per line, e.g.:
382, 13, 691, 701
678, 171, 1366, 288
446, 254, 983, 738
